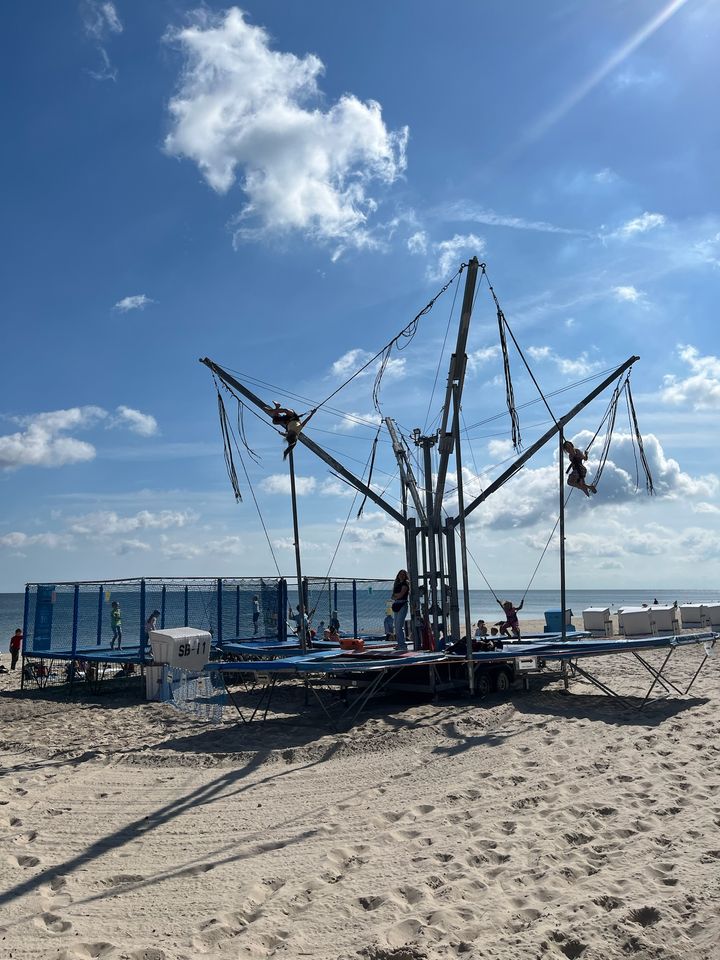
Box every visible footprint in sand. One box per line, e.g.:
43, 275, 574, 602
129, 950, 166, 960
14, 830, 38, 844
34, 911, 73, 934
10, 853, 41, 868
628, 906, 661, 927
58, 944, 116, 960
100, 874, 146, 887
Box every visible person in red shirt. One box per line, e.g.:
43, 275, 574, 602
9, 629, 23, 670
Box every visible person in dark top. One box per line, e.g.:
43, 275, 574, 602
391, 569, 410, 651
9, 629, 22, 670
267, 403, 303, 459
562, 440, 596, 497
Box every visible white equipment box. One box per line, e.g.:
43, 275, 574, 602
149, 627, 212, 671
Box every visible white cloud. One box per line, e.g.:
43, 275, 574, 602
611, 68, 664, 90
612, 285, 646, 303
82, 1, 123, 39
329, 349, 404, 383
164, 8, 407, 251
332, 348, 372, 378
613, 212, 666, 239
331, 412, 382, 433
593, 168, 617, 185
344, 511, 405, 551
565, 318, 576, 328
319, 477, 355, 497
115, 539, 152, 555
0, 531, 73, 550
527, 346, 603, 377
160, 535, 245, 559
114, 406, 159, 437
81, 1, 123, 82
407, 231, 428, 255
487, 439, 514, 461
114, 294, 154, 312
69, 509, 196, 537
661, 344, 720, 410
694, 232, 720, 268
263, 474, 317, 495
467, 346, 500, 373
0, 407, 105, 470
443, 432, 716, 533
441, 202, 589, 237
427, 234, 485, 282
0, 404, 159, 471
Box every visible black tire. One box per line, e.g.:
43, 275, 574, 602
493, 669, 512, 694
476, 672, 491, 697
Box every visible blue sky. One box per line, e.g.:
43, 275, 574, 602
1, 0, 720, 591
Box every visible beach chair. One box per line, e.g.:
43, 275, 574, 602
649, 605, 680, 636
704, 603, 720, 629
582, 607, 613, 637
678, 604, 707, 628
618, 607, 653, 637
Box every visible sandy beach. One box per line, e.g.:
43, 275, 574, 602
1, 620, 718, 960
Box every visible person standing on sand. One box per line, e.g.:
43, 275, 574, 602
110, 601, 122, 649
9, 628, 22, 670
391, 570, 410, 651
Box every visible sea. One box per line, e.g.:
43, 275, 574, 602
2, 588, 719, 646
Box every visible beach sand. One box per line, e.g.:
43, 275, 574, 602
1, 619, 718, 960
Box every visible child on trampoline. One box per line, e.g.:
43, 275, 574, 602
110, 601, 122, 649
562, 439, 596, 497
496, 599, 523, 639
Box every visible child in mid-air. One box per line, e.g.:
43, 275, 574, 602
562, 439, 596, 498
496, 599, 523, 639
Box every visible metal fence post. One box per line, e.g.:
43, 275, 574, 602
160, 585, 166, 629
71, 583, 80, 661
216, 578, 223, 644
21, 584, 30, 690
353, 579, 358, 637
278, 578, 287, 641
97, 586, 104, 646
235, 584, 240, 637
184, 585, 189, 626
333, 581, 338, 617
140, 579, 146, 660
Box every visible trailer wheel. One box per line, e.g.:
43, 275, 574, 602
494, 669, 512, 694
476, 672, 491, 697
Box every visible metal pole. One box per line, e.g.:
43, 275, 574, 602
559, 430, 567, 643
406, 518, 420, 649
353, 580, 358, 638
216, 578, 223, 645
184, 585, 189, 627
422, 438, 440, 643
235, 584, 240, 637
96, 586, 103, 646
160, 585, 167, 630
452, 384, 474, 694
70, 584, 80, 688
139, 579, 146, 661
288, 447, 308, 652
21, 584, 30, 690
444, 521, 461, 644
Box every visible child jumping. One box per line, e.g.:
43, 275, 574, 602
562, 440, 596, 498
496, 598, 523, 639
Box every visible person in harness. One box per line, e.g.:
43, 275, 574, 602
562, 439, 597, 498
267, 402, 303, 459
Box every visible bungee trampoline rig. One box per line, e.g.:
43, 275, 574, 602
19, 257, 717, 722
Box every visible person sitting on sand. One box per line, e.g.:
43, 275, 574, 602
496, 598, 523, 639
562, 439, 596, 498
